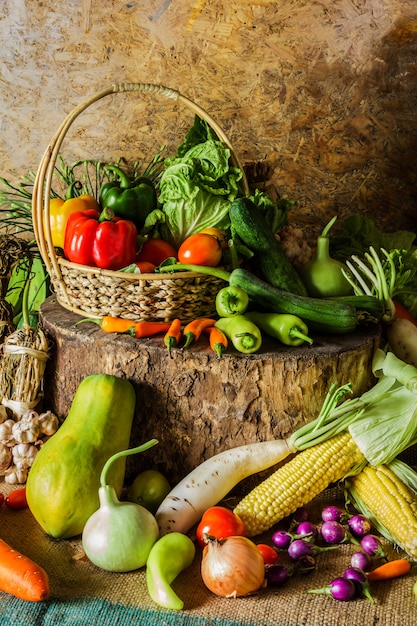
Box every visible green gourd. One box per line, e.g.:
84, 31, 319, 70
26, 374, 136, 539
299, 216, 353, 298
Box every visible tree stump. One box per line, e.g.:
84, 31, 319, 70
40, 296, 381, 487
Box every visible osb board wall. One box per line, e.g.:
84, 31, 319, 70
0, 0, 416, 236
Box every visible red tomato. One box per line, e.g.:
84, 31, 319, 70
5, 487, 28, 510
198, 228, 229, 250
257, 543, 279, 566
196, 505, 246, 549
136, 238, 177, 266
135, 261, 156, 273
178, 233, 223, 267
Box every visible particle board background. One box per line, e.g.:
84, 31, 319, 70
0, 0, 416, 236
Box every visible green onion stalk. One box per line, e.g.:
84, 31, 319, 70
288, 347, 417, 467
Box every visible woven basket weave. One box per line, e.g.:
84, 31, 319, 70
32, 82, 249, 322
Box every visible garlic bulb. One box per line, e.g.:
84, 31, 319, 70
12, 414, 40, 444
5, 465, 28, 484
12, 442, 38, 470
0, 419, 16, 446
0, 442, 12, 472
0, 405, 8, 424
38, 411, 59, 436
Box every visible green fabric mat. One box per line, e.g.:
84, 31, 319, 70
1, 484, 417, 626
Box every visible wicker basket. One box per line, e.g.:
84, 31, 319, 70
32, 82, 249, 322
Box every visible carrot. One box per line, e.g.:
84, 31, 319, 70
367, 558, 415, 581
393, 300, 417, 327
0, 537, 50, 601
76, 316, 171, 338
183, 317, 217, 348
5, 486, 27, 510
203, 326, 228, 358
164, 318, 182, 353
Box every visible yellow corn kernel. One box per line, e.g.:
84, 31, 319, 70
349, 465, 417, 556
234, 431, 365, 536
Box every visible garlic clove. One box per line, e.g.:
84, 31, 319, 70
0, 405, 8, 425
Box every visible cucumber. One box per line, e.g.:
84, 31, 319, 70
229, 267, 358, 335
229, 197, 307, 296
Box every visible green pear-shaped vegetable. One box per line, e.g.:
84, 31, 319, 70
82, 440, 160, 572
300, 216, 353, 298
26, 374, 136, 539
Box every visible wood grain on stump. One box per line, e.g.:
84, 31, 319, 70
40, 296, 381, 488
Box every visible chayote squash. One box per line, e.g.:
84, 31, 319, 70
26, 374, 136, 539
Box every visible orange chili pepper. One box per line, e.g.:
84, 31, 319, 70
183, 317, 217, 348
203, 326, 228, 358
77, 316, 170, 338
367, 558, 415, 581
164, 318, 182, 353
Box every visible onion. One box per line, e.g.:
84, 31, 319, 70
201, 535, 265, 598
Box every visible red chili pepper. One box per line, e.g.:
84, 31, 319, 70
5, 487, 28, 510
63, 207, 138, 271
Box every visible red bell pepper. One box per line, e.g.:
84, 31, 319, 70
64, 208, 138, 270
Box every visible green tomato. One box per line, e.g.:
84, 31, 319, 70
127, 469, 171, 514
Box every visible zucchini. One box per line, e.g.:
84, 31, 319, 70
229, 267, 358, 335
229, 197, 307, 296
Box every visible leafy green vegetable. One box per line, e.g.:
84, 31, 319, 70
329, 214, 416, 262
144, 138, 243, 249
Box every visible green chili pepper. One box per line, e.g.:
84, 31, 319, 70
246, 311, 313, 346
145, 532, 195, 611
214, 315, 262, 354
99, 165, 157, 230
215, 285, 249, 317
299, 216, 353, 298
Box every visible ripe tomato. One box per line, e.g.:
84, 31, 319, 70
135, 261, 156, 273
178, 233, 223, 267
5, 486, 27, 510
136, 238, 177, 266
257, 543, 279, 566
126, 469, 171, 515
196, 505, 246, 549
198, 228, 229, 250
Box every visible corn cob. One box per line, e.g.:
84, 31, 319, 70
234, 431, 365, 536
348, 464, 417, 557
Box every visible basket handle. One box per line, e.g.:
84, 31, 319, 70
32, 82, 249, 292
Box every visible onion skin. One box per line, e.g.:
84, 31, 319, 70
201, 535, 265, 598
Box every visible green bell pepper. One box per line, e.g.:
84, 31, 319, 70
99, 165, 157, 230
215, 285, 249, 317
